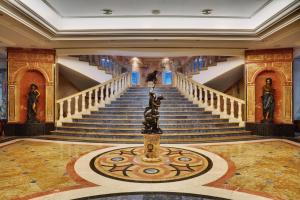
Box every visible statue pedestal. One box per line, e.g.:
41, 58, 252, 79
142, 134, 161, 162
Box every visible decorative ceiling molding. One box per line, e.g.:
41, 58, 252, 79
41, 0, 273, 19
0, 0, 299, 41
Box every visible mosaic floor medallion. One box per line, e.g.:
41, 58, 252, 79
90, 147, 213, 183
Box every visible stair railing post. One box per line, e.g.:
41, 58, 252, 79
238, 102, 243, 122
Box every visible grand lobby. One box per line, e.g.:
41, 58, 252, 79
0, 0, 300, 200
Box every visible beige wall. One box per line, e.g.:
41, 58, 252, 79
225, 78, 245, 100
57, 73, 80, 99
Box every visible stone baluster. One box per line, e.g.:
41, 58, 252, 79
223, 97, 227, 117
67, 99, 71, 118
59, 102, 63, 120
74, 96, 79, 116
189, 82, 193, 100
230, 99, 235, 119
204, 88, 208, 107
82, 93, 86, 113
210, 91, 214, 109
95, 88, 99, 107
88, 90, 92, 109
198, 86, 202, 106
193, 84, 198, 102
100, 86, 104, 106
105, 84, 109, 103
216, 94, 221, 113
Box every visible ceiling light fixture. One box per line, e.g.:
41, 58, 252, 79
152, 10, 160, 15
102, 9, 113, 15
201, 9, 212, 15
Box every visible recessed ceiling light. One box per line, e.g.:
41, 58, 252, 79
102, 9, 112, 15
202, 9, 212, 15
152, 10, 160, 15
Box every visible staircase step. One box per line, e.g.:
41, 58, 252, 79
62, 122, 239, 128
98, 107, 205, 111
73, 118, 229, 123
106, 104, 198, 108
90, 111, 211, 115
83, 114, 219, 119
56, 126, 244, 133
51, 130, 252, 139
54, 86, 249, 142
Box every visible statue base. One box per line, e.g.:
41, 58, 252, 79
142, 134, 161, 162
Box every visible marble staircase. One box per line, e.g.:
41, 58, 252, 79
48, 87, 259, 143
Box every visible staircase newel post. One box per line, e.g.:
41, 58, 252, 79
172, 72, 177, 87
128, 73, 131, 87
238, 102, 243, 122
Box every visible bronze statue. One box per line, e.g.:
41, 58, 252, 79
27, 83, 40, 123
261, 78, 275, 123
142, 91, 164, 134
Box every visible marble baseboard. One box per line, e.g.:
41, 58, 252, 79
4, 122, 54, 136
246, 122, 294, 137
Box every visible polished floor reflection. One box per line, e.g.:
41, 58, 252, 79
0, 138, 299, 200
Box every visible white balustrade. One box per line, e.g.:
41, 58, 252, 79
56, 73, 130, 126
175, 73, 245, 126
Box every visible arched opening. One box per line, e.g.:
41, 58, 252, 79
162, 70, 172, 85
19, 70, 46, 123
255, 70, 282, 123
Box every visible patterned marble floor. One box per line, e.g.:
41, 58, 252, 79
0, 138, 299, 200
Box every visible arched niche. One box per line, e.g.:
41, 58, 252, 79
248, 66, 291, 124
9, 66, 52, 123
18, 70, 46, 123
254, 70, 282, 123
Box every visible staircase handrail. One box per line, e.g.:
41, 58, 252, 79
174, 72, 245, 126
56, 72, 131, 126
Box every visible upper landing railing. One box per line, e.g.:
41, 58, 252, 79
174, 72, 245, 126
56, 73, 131, 126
